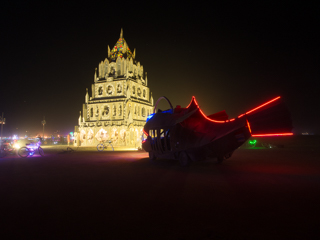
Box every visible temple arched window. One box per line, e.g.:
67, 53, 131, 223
95, 106, 99, 117
107, 85, 113, 95
119, 105, 122, 116
90, 108, 93, 118
113, 105, 116, 116
117, 84, 122, 93
110, 66, 115, 76
102, 106, 109, 116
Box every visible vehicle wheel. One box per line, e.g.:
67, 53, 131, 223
0, 149, 7, 158
149, 151, 156, 161
38, 147, 44, 156
179, 151, 190, 167
97, 144, 104, 151
18, 147, 29, 158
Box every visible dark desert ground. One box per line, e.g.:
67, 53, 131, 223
0, 136, 319, 240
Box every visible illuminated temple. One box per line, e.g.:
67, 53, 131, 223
74, 29, 154, 148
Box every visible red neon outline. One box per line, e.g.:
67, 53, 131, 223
191, 97, 226, 123
185, 96, 286, 128
143, 129, 149, 137
246, 119, 252, 134
186, 96, 195, 109
251, 133, 293, 137
246, 96, 281, 115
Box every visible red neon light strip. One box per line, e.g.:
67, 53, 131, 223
246, 96, 281, 115
192, 97, 226, 123
143, 129, 149, 136
186, 96, 195, 109
246, 119, 252, 134
252, 133, 293, 137
186, 96, 283, 124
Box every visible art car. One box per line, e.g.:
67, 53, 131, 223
142, 96, 293, 166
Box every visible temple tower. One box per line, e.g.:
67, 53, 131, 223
74, 29, 154, 148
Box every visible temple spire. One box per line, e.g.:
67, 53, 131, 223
85, 88, 89, 103
120, 28, 123, 38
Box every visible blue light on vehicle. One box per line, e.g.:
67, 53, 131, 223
146, 113, 155, 122
162, 109, 173, 114
146, 109, 173, 123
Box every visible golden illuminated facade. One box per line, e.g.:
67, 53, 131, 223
74, 29, 154, 148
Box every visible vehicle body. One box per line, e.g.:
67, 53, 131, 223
142, 96, 292, 166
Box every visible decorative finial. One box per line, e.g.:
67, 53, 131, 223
120, 28, 123, 38
108, 45, 110, 58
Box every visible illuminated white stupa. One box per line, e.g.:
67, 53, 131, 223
74, 29, 154, 148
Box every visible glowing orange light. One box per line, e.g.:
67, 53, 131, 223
143, 129, 149, 136
246, 119, 252, 134
229, 118, 235, 122
186, 97, 194, 109
246, 96, 281, 115
251, 133, 293, 137
238, 114, 245, 118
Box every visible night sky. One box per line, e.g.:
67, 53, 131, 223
1, 1, 319, 137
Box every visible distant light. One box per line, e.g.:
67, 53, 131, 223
13, 143, 20, 149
